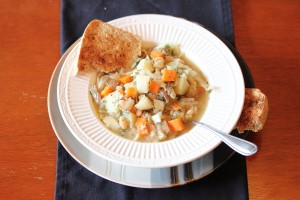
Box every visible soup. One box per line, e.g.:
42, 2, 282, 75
89, 43, 210, 142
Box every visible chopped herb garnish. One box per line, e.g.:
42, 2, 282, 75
164, 44, 171, 49
134, 59, 141, 67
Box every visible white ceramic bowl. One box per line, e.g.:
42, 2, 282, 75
57, 14, 245, 168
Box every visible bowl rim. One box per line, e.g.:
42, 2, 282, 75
56, 14, 245, 168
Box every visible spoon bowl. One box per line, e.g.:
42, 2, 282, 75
192, 121, 258, 156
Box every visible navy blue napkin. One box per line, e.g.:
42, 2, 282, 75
56, 0, 249, 199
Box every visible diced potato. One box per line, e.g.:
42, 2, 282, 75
136, 74, 150, 93
135, 96, 153, 110
103, 116, 121, 130
136, 59, 145, 70
136, 59, 154, 72
174, 74, 190, 95
143, 60, 154, 72
153, 99, 165, 112
151, 111, 162, 124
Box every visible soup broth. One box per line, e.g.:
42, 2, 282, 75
89, 43, 210, 142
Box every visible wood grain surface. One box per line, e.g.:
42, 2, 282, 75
0, 1, 299, 199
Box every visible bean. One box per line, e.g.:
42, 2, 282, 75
119, 116, 129, 130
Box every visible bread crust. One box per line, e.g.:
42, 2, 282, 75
77, 20, 141, 73
236, 88, 269, 133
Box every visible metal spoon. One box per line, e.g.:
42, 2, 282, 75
192, 121, 258, 156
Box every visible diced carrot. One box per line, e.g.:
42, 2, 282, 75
100, 85, 114, 97
150, 50, 163, 59
197, 86, 206, 94
135, 117, 150, 136
170, 102, 182, 111
137, 125, 150, 136
162, 70, 177, 82
164, 55, 173, 64
149, 80, 160, 94
126, 87, 137, 99
118, 75, 133, 84
167, 118, 184, 132
130, 106, 137, 114
135, 117, 148, 126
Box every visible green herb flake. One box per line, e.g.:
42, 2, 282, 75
207, 89, 213, 93
164, 44, 171, 50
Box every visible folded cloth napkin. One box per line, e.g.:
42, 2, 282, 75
56, 0, 249, 199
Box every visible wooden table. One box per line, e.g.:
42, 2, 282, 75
1, 1, 299, 199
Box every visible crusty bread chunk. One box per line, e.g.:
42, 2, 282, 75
77, 20, 141, 73
236, 88, 269, 133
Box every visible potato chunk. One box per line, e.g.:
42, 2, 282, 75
136, 74, 151, 93
135, 96, 154, 110
174, 74, 190, 95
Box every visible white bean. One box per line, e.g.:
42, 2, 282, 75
136, 109, 142, 117
153, 57, 165, 69
119, 99, 134, 110
119, 116, 129, 130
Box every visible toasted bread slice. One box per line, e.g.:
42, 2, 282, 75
236, 88, 269, 133
77, 20, 141, 73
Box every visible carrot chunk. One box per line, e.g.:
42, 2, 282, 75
137, 125, 150, 136
167, 118, 184, 132
150, 50, 163, 59
149, 80, 160, 94
126, 87, 138, 99
118, 75, 133, 84
135, 117, 150, 136
100, 85, 114, 97
162, 70, 176, 82
135, 117, 148, 126
130, 106, 137, 114
197, 86, 206, 94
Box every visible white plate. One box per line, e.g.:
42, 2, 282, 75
57, 14, 245, 168
48, 40, 216, 188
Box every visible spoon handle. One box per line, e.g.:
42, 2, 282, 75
192, 121, 258, 156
